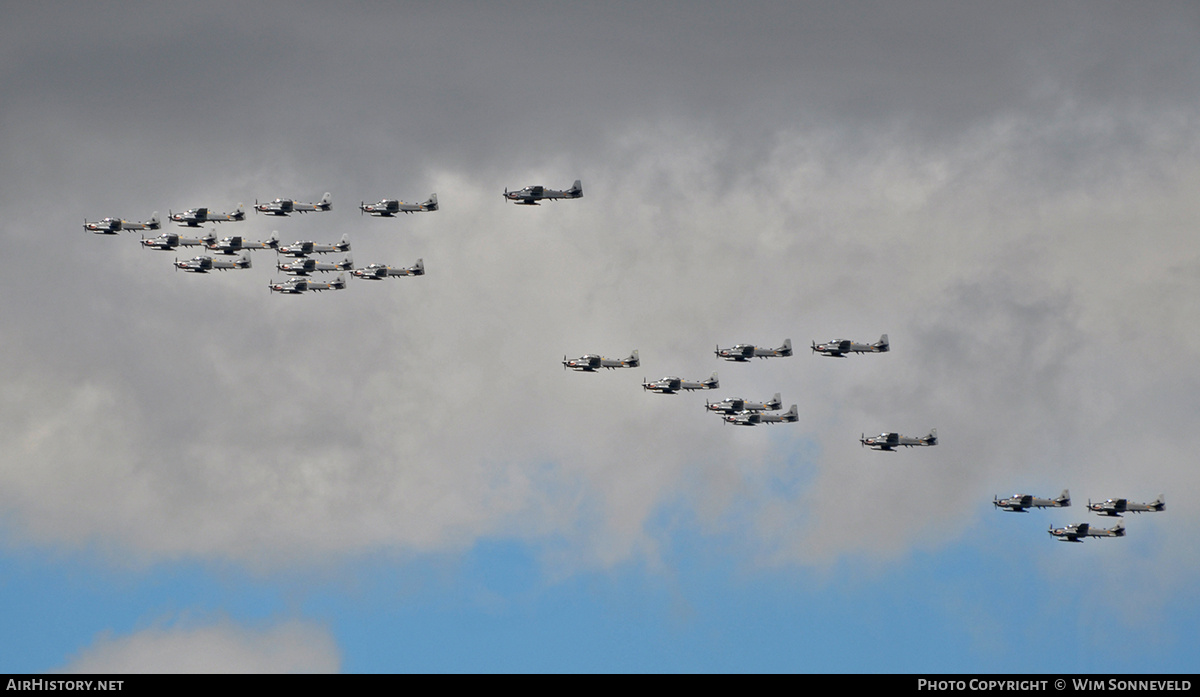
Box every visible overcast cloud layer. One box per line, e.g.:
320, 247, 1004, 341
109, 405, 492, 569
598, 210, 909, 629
2, 1, 1198, 609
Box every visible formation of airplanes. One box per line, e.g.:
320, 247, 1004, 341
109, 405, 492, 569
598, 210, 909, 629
84, 213, 160, 234
254, 193, 333, 216
994, 489, 1163, 541
812, 334, 889, 357
504, 180, 583, 205
715, 339, 793, 361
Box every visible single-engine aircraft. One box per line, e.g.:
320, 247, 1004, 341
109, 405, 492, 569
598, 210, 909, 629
504, 180, 583, 205
207, 232, 279, 254
1087, 496, 1165, 517
812, 335, 889, 357
360, 194, 437, 216
643, 372, 719, 394
174, 252, 251, 273
993, 490, 1071, 512
268, 274, 348, 294
254, 193, 332, 216
715, 339, 792, 361
277, 234, 351, 257
277, 256, 353, 276
169, 205, 245, 227
1048, 520, 1125, 542
563, 350, 639, 371
860, 429, 937, 451
84, 212, 160, 234
140, 232, 213, 250
722, 405, 799, 426
351, 259, 425, 279
705, 393, 782, 415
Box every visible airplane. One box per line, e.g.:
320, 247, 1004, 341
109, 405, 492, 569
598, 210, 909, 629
207, 232, 280, 254
722, 405, 799, 426
359, 194, 438, 216
860, 429, 937, 451
643, 372, 719, 394
351, 259, 425, 279
254, 193, 332, 216
715, 339, 793, 361
1087, 495, 1165, 517
277, 234, 351, 257
1048, 520, 1125, 542
277, 255, 353, 276
562, 350, 639, 371
169, 205, 245, 227
83, 212, 160, 234
812, 334, 890, 357
140, 231, 214, 251
993, 490, 1071, 512
504, 180, 583, 205
268, 274, 347, 294
705, 393, 782, 414
174, 252, 251, 273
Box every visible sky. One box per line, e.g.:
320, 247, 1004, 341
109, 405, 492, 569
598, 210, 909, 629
1, 0, 1199, 673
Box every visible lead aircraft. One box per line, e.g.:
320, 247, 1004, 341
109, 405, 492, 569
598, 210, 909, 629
84, 212, 160, 234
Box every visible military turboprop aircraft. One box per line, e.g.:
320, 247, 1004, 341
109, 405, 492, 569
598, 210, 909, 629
705, 393, 782, 415
1087, 495, 1165, 517
715, 339, 792, 361
174, 252, 251, 273
268, 274, 347, 294
140, 232, 213, 251
562, 350, 639, 371
360, 194, 438, 216
207, 232, 280, 254
83, 212, 160, 234
504, 180, 583, 205
643, 373, 719, 394
812, 334, 889, 357
169, 205, 245, 227
254, 193, 332, 216
351, 259, 424, 279
722, 405, 799, 426
860, 429, 937, 450
277, 234, 351, 257
277, 256, 353, 276
993, 490, 1071, 512
1048, 520, 1125, 542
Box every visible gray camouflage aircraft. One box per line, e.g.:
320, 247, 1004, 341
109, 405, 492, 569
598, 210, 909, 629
860, 429, 938, 451
643, 372, 719, 394
715, 339, 793, 361
722, 405, 799, 426
562, 350, 639, 371
169, 205, 245, 227
140, 231, 213, 251
84, 212, 160, 234
993, 490, 1071, 512
352, 259, 425, 279
360, 194, 438, 216
705, 393, 782, 415
254, 193, 332, 216
1048, 520, 1125, 542
208, 232, 280, 254
504, 180, 583, 205
174, 252, 251, 273
278, 234, 351, 257
277, 256, 353, 276
268, 274, 347, 294
812, 334, 889, 357
1087, 495, 1165, 517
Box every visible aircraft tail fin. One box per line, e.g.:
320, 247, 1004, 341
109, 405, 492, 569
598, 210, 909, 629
626, 349, 639, 367
233, 204, 245, 220
333, 273, 347, 290
423, 193, 438, 211
878, 334, 890, 351
1112, 519, 1126, 536
239, 251, 251, 269
780, 338, 793, 356
707, 372, 719, 389
783, 405, 798, 422
769, 392, 782, 410
569, 180, 583, 198
319, 192, 332, 210
1153, 494, 1165, 511
412, 258, 424, 275
926, 428, 938, 445
1057, 489, 1071, 507
268, 231, 280, 248
148, 212, 160, 230
339, 233, 351, 250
